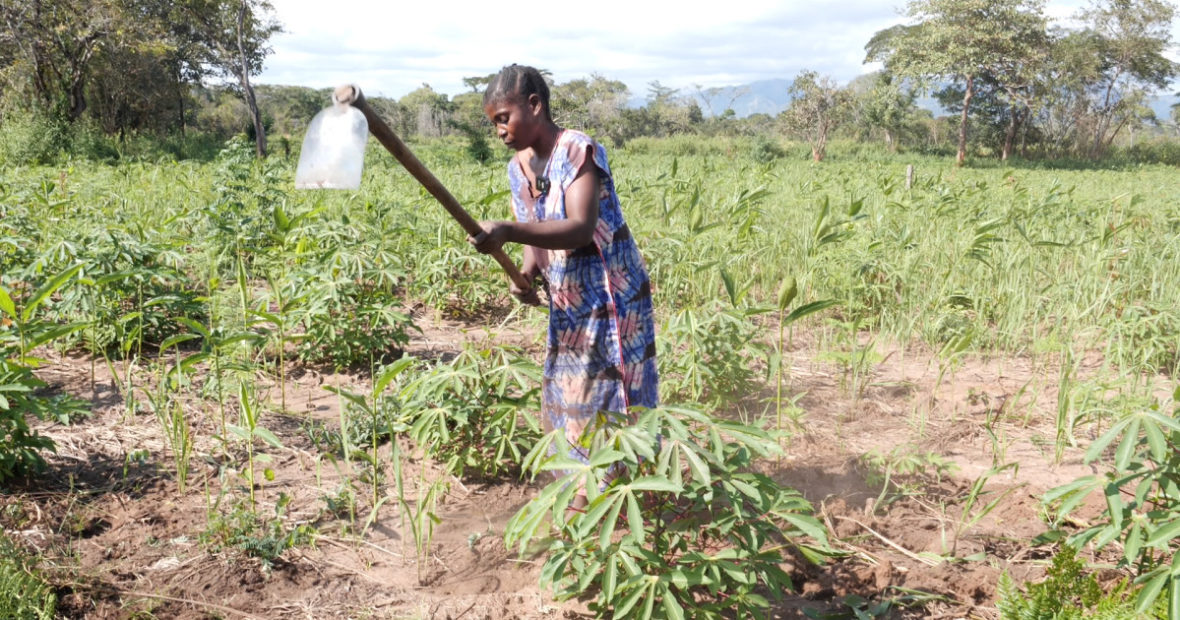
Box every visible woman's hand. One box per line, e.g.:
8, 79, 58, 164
467, 221, 513, 254
511, 280, 543, 306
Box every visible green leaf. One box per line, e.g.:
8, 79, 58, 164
1085, 416, 1135, 464
1125, 524, 1144, 566
159, 333, 200, 352
664, 589, 685, 620
785, 299, 839, 324
253, 427, 284, 449
375, 357, 415, 395
175, 317, 210, 339
626, 492, 644, 544
776, 277, 798, 311
1143, 417, 1169, 462
681, 445, 710, 486
603, 557, 618, 601
1106, 482, 1125, 529
781, 513, 829, 544
1145, 518, 1180, 549
22, 263, 82, 322
1135, 568, 1169, 614
273, 203, 291, 231
628, 476, 682, 493
599, 493, 626, 549
227, 425, 252, 442
1114, 417, 1142, 470
0, 286, 14, 318
615, 578, 647, 617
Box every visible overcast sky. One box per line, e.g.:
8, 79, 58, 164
255, 0, 1179, 100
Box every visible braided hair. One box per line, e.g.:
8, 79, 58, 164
483, 64, 551, 120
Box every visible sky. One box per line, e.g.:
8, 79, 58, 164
255, 0, 1180, 101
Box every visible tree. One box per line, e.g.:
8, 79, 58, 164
552, 74, 630, 138
1076, 0, 1178, 157
399, 84, 452, 137
189, 0, 281, 157
644, 81, 696, 136
850, 71, 918, 151
0, 0, 121, 121
779, 70, 851, 161
866, 0, 1048, 165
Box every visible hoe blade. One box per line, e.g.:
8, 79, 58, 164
294, 99, 368, 190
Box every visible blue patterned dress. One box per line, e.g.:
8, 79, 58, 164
507, 130, 658, 471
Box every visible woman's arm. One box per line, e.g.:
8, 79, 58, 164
470, 150, 600, 253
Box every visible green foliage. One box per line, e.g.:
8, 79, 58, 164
995, 545, 1156, 620
202, 493, 314, 570
396, 346, 542, 478
0, 532, 56, 620
506, 405, 830, 619
750, 135, 786, 162
0, 112, 71, 166
1044, 387, 1180, 614
0, 267, 90, 482
659, 306, 764, 406
447, 119, 494, 163
294, 278, 416, 369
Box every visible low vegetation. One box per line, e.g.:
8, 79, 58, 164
0, 130, 1178, 616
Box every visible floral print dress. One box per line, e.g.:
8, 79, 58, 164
508, 129, 658, 471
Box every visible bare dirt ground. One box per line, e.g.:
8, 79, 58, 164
3, 315, 1123, 619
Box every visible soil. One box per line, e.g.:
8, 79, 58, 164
3, 311, 1128, 619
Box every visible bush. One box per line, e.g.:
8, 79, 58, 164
0, 112, 69, 165
396, 346, 542, 478
750, 135, 785, 163
506, 405, 830, 619
1114, 139, 1180, 167
659, 306, 764, 406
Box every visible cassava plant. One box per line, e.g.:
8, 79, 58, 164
506, 405, 831, 619
1044, 386, 1180, 615
399, 346, 542, 478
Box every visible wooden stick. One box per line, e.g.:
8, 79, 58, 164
335, 84, 531, 292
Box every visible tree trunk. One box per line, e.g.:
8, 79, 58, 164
1002, 105, 1018, 161
885, 129, 895, 152
237, 0, 266, 158
956, 75, 974, 167
813, 128, 827, 162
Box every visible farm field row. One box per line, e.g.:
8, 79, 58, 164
2, 138, 1178, 618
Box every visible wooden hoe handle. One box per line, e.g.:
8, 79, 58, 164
334, 84, 531, 292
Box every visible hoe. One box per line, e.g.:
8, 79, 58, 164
295, 84, 530, 291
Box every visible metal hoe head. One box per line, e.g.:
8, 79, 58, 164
294, 91, 369, 190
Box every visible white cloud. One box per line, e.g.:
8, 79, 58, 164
256, 0, 1180, 100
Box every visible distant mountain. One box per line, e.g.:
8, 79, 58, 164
692, 79, 796, 118
627, 79, 796, 118
672, 79, 1178, 121
914, 91, 1178, 119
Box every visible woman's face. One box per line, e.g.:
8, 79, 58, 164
484, 94, 543, 151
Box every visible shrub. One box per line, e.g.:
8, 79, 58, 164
397, 346, 542, 478
658, 306, 764, 405
0, 112, 69, 165
506, 405, 830, 619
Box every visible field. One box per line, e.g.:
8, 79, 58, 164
2, 135, 1180, 619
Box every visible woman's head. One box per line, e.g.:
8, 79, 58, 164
483, 64, 551, 120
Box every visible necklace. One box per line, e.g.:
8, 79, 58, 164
527, 129, 563, 197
